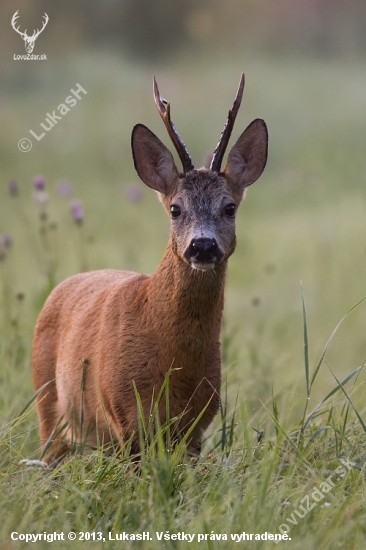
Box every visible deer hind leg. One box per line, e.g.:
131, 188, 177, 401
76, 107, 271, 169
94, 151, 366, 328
35, 379, 70, 466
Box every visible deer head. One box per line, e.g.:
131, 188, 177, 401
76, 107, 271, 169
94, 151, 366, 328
11, 11, 49, 54
131, 74, 268, 271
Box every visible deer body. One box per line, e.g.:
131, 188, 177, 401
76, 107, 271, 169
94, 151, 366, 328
33, 75, 268, 464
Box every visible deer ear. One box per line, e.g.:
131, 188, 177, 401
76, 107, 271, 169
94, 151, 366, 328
131, 124, 179, 194
224, 119, 268, 192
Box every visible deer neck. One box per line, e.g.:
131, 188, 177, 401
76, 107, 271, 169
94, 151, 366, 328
142, 241, 227, 369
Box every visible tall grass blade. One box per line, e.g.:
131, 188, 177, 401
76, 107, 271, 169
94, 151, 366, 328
11, 380, 55, 429
310, 296, 366, 387
40, 416, 68, 460
302, 364, 363, 433
328, 366, 366, 435
301, 284, 310, 398
261, 400, 309, 463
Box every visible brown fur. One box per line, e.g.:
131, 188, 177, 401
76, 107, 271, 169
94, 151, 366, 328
32, 80, 268, 464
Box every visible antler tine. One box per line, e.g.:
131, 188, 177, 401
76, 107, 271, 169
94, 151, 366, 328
153, 76, 194, 173
11, 11, 25, 37
210, 73, 245, 173
33, 13, 49, 39
11, 10, 19, 25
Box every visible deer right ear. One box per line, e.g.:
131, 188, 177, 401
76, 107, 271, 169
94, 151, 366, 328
224, 119, 268, 194
131, 124, 179, 194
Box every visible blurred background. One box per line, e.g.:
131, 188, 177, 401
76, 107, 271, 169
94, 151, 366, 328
0, 0, 366, 420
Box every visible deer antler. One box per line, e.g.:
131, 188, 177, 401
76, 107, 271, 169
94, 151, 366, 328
210, 73, 245, 173
32, 13, 49, 39
153, 76, 194, 173
11, 11, 27, 39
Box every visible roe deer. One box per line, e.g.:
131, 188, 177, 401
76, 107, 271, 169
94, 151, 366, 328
32, 74, 268, 464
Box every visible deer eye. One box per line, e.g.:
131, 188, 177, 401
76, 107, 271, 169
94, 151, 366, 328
170, 205, 181, 218
224, 204, 236, 218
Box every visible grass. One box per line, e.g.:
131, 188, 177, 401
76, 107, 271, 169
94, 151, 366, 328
1, 343, 365, 549
0, 50, 366, 548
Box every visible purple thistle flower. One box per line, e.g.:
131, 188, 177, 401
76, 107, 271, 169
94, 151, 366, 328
125, 184, 143, 203
33, 190, 49, 204
2, 233, 13, 248
0, 233, 13, 259
7, 180, 19, 196
70, 199, 84, 224
33, 175, 45, 190
56, 179, 73, 198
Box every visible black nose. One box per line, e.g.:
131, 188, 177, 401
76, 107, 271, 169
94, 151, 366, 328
188, 238, 219, 262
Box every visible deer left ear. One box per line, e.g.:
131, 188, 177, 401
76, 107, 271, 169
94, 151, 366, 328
131, 123, 179, 195
224, 119, 268, 192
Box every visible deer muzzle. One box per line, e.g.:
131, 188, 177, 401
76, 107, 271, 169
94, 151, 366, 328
185, 238, 223, 270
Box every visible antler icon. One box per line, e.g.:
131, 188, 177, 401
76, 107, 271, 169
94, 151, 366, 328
11, 11, 49, 54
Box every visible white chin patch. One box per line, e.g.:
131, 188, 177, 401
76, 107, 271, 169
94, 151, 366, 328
191, 262, 215, 271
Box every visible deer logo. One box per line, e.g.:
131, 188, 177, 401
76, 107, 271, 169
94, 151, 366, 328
11, 11, 49, 54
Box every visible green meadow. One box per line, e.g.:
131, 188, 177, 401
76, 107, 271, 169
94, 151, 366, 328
0, 52, 365, 548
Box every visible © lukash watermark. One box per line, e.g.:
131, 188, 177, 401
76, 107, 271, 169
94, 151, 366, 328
18, 84, 87, 153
